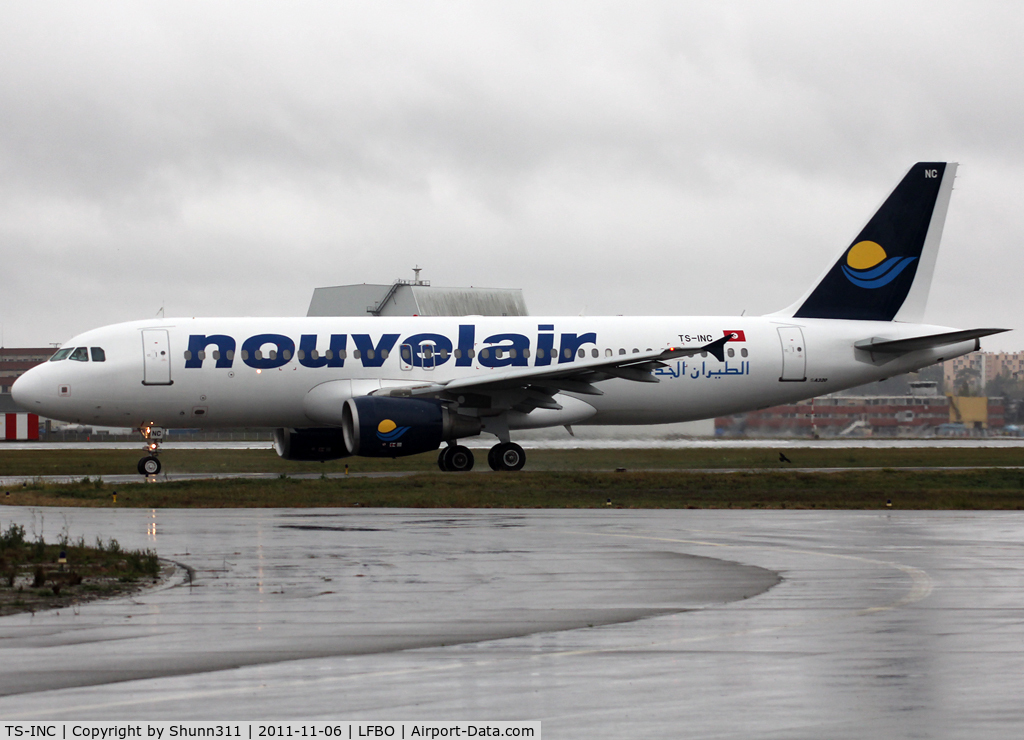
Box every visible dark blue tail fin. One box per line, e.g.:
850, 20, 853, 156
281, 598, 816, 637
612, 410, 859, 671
785, 162, 956, 322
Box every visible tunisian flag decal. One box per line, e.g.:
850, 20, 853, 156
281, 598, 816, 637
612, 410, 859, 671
724, 330, 746, 342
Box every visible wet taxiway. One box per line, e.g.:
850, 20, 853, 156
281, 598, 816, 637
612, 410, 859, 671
1, 507, 1023, 738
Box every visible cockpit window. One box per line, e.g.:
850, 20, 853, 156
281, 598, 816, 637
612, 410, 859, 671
69, 347, 89, 362
90, 347, 106, 362
49, 348, 73, 362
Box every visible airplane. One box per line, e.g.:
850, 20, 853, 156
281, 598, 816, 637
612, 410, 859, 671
12, 162, 1008, 476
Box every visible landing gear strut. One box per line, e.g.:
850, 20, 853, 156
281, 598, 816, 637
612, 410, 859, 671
487, 442, 526, 471
438, 443, 475, 472
138, 425, 165, 477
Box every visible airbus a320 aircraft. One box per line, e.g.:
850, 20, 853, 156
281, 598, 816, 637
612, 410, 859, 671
12, 162, 1007, 475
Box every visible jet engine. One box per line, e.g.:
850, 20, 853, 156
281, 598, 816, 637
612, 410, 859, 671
273, 427, 351, 461
341, 396, 481, 457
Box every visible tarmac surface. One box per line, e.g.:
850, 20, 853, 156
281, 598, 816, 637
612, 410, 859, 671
1, 507, 1023, 738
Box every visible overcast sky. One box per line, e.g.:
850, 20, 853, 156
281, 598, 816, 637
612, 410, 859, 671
2, 2, 1022, 350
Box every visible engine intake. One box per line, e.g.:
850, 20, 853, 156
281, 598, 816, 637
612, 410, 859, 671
342, 396, 481, 457
273, 428, 351, 461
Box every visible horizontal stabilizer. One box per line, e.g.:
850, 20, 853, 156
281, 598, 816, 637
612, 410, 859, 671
854, 328, 1009, 354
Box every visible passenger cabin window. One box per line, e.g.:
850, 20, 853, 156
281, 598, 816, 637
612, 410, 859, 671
69, 347, 89, 362
90, 347, 106, 362
50, 348, 73, 362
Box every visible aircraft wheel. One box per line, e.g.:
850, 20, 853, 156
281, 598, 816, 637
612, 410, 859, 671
438, 450, 450, 472
491, 442, 525, 472
138, 455, 161, 476
447, 445, 474, 472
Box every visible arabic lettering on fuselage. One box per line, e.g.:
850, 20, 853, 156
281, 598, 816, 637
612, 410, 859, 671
653, 361, 751, 379
183, 325, 601, 370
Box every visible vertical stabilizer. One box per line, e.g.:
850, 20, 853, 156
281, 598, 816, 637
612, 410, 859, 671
783, 162, 957, 322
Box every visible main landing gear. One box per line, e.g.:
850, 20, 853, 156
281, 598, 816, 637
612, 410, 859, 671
438, 444, 475, 472
437, 441, 527, 472
137, 425, 165, 477
487, 442, 526, 472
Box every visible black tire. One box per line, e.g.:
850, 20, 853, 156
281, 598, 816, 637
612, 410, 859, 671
138, 455, 161, 476
492, 442, 525, 471
438, 450, 450, 472
447, 445, 474, 472
487, 446, 501, 471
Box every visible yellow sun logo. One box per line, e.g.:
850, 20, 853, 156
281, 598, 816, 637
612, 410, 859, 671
841, 240, 917, 289
378, 419, 397, 434
846, 241, 887, 269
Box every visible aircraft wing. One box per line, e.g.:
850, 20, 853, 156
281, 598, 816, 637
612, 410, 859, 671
373, 334, 732, 411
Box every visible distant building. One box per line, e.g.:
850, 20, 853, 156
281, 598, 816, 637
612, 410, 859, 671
0, 347, 53, 394
943, 351, 1024, 392
716, 390, 1004, 437
308, 269, 529, 318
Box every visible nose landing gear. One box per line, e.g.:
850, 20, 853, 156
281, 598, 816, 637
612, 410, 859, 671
138, 425, 166, 476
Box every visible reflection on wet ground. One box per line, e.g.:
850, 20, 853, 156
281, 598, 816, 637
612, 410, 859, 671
0, 508, 1023, 739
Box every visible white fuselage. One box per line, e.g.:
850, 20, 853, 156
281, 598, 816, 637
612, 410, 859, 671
12, 315, 974, 432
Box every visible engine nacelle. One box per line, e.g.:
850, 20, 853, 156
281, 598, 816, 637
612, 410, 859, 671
341, 396, 482, 458
273, 428, 351, 461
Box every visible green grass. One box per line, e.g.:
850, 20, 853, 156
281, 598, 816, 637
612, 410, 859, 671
4, 468, 1024, 509
2, 446, 1024, 510
0, 521, 162, 616
2, 445, 1024, 477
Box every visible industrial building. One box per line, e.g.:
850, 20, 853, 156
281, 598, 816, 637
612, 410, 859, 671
0, 347, 54, 394
307, 269, 528, 317
716, 382, 1005, 437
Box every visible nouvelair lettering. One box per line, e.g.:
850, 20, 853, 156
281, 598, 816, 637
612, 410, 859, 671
184, 324, 611, 370
183, 325, 727, 371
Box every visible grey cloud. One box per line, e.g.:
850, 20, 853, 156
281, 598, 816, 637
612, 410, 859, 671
0, 2, 1021, 349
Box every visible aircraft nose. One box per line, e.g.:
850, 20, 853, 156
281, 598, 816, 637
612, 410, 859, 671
11, 365, 48, 412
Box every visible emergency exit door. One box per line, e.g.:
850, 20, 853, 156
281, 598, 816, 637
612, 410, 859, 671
142, 329, 173, 385
778, 326, 806, 382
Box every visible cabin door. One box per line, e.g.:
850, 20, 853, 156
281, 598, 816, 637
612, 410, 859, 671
777, 327, 807, 382
142, 330, 173, 385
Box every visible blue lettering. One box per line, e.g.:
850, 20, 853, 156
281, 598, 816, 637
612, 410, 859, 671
402, 333, 453, 367
536, 327, 555, 366
479, 333, 530, 368
558, 332, 597, 363
352, 334, 399, 367
456, 325, 475, 367
182, 325, 602, 372
326, 334, 347, 367
241, 334, 295, 369
298, 334, 328, 368
186, 334, 235, 369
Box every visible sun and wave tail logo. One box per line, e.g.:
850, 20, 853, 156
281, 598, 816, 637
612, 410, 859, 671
376, 419, 410, 442
840, 241, 917, 289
